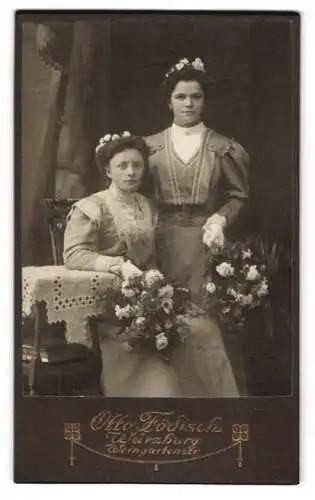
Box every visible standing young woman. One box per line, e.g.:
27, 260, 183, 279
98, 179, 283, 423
145, 58, 249, 305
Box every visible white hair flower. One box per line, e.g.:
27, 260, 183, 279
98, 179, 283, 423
192, 57, 205, 72
176, 62, 185, 70
96, 131, 132, 152
164, 57, 205, 80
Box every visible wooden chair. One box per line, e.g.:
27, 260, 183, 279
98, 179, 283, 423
22, 198, 103, 396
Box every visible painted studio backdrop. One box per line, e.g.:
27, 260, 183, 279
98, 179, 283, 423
20, 15, 296, 396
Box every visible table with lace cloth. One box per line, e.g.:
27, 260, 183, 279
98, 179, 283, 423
22, 266, 118, 346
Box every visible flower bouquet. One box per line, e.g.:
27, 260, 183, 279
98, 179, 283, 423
203, 241, 270, 332
105, 269, 191, 361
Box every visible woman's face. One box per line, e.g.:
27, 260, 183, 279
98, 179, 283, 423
107, 148, 145, 193
169, 80, 205, 127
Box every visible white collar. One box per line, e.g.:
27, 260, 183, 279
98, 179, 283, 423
171, 122, 205, 137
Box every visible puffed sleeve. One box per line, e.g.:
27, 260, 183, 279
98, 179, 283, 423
216, 140, 249, 226
63, 202, 124, 272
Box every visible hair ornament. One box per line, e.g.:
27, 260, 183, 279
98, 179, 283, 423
95, 131, 131, 152
164, 57, 205, 79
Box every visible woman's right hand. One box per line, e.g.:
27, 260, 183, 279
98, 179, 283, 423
121, 260, 143, 280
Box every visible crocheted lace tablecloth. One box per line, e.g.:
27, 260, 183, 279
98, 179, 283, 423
22, 266, 118, 345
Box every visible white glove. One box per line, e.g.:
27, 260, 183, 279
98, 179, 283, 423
202, 214, 226, 249
121, 260, 143, 280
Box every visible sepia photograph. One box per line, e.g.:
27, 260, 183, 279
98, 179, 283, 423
16, 11, 299, 483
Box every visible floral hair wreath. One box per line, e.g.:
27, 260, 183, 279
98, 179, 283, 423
164, 57, 205, 79
95, 131, 131, 153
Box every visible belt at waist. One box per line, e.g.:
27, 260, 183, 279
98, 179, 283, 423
158, 204, 209, 225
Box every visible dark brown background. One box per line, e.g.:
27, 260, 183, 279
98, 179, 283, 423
15, 11, 299, 483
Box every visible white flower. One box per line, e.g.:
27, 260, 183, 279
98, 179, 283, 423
115, 304, 133, 319
192, 57, 205, 72
161, 298, 173, 314
206, 282, 216, 294
158, 284, 174, 299
216, 262, 235, 277
122, 131, 131, 137
103, 134, 111, 142
155, 332, 168, 351
256, 279, 269, 297
176, 62, 185, 70
241, 249, 253, 259
135, 316, 146, 328
164, 319, 173, 330
144, 269, 164, 287
238, 294, 254, 307
112, 134, 120, 141
180, 58, 189, 64
246, 265, 261, 281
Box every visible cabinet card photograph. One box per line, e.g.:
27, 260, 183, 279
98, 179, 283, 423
16, 11, 299, 484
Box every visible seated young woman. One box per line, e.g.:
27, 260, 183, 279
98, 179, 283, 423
63, 132, 239, 398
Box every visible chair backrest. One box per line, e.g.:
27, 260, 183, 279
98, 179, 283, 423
41, 198, 79, 265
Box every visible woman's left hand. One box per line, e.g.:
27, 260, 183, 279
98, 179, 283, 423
202, 214, 226, 249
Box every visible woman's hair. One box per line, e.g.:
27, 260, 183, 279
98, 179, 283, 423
95, 135, 150, 172
161, 67, 206, 103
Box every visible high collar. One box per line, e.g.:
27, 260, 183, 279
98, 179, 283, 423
171, 122, 205, 137
108, 183, 138, 204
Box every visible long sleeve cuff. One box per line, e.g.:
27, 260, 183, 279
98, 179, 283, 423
94, 255, 124, 272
